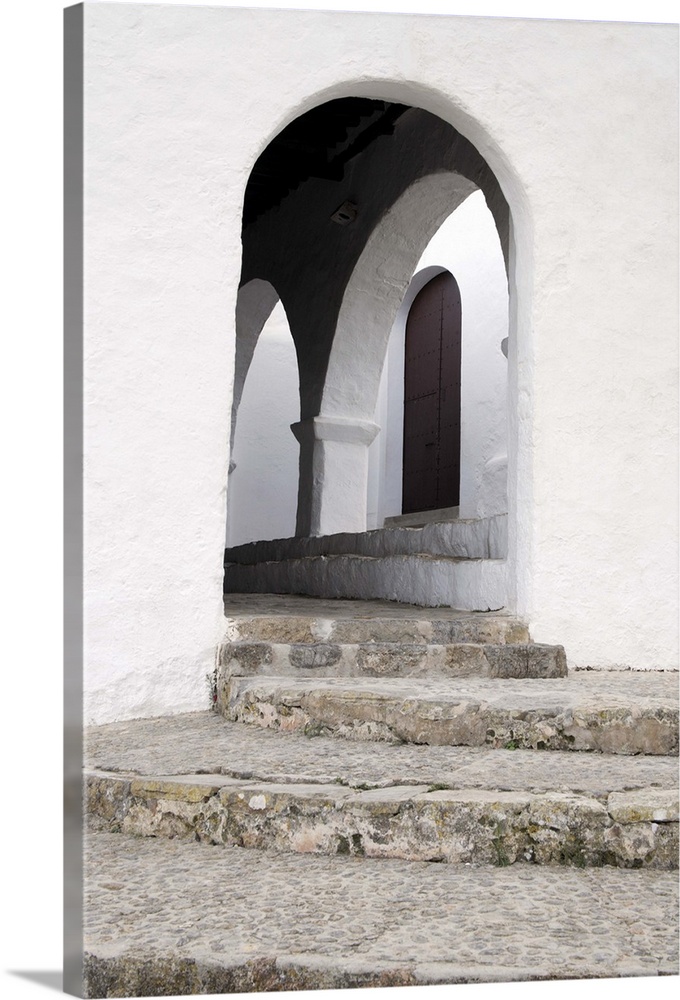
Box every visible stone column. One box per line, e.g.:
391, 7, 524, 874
291, 415, 380, 537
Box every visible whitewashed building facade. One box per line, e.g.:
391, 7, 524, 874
74, 3, 678, 724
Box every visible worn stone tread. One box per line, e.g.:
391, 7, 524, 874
86, 711, 678, 794
224, 614, 530, 646
222, 671, 679, 754
86, 713, 678, 869
84, 829, 678, 997
223, 594, 524, 642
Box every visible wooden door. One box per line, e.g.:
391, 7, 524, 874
402, 271, 461, 514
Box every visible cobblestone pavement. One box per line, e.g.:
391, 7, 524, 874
85, 830, 678, 986
86, 711, 678, 795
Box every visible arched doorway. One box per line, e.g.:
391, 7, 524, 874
402, 271, 461, 515
369, 191, 509, 529
228, 92, 515, 609
236, 97, 511, 532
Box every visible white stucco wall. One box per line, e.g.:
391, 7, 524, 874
227, 303, 300, 546
83, 4, 678, 724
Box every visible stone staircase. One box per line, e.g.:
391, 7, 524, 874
83, 594, 679, 997
224, 514, 508, 610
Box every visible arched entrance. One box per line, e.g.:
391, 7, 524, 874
226, 91, 516, 610
236, 97, 510, 534
371, 191, 509, 529
402, 271, 462, 515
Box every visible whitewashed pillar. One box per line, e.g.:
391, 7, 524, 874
291, 416, 380, 536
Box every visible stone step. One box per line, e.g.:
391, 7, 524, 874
88, 770, 678, 869
84, 829, 678, 996
86, 713, 678, 870
85, 711, 680, 794
218, 640, 567, 681
224, 552, 508, 611
220, 671, 679, 754
225, 513, 507, 564
224, 603, 530, 645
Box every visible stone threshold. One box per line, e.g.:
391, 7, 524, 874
223, 607, 529, 645
384, 504, 461, 527
222, 593, 518, 619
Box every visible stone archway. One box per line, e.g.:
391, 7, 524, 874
238, 97, 516, 543
229, 90, 523, 611
303, 173, 479, 536
370, 190, 510, 530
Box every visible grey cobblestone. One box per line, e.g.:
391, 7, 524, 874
83, 595, 679, 995
85, 712, 678, 870
84, 829, 679, 996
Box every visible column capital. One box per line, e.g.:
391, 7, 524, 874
290, 415, 380, 446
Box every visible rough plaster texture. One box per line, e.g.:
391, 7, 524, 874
223, 516, 510, 609
225, 513, 507, 563
82, 4, 678, 721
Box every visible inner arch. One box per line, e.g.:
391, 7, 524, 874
235, 93, 517, 544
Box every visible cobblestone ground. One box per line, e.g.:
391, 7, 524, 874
85, 829, 678, 985
86, 711, 678, 794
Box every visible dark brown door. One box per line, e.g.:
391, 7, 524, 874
402, 271, 461, 514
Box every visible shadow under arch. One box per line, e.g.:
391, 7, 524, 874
248, 75, 530, 240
